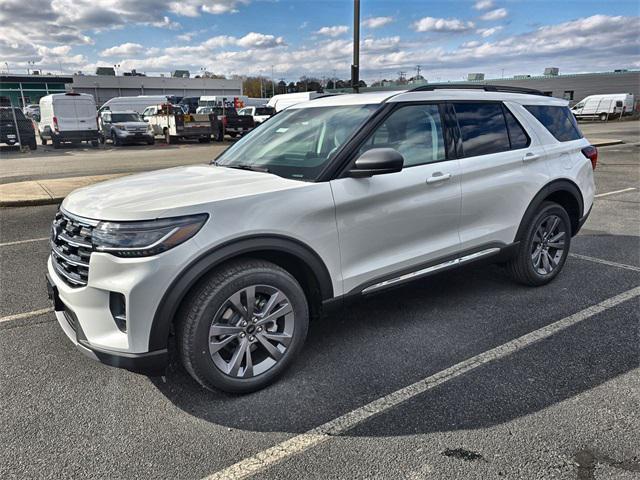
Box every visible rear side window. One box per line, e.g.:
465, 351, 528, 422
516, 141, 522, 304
524, 105, 582, 142
454, 103, 510, 157
503, 107, 530, 150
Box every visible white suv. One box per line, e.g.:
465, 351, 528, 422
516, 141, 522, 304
47, 86, 596, 393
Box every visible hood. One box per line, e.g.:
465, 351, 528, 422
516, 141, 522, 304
62, 165, 309, 221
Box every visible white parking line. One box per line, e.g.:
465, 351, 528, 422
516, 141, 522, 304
570, 253, 640, 273
0, 237, 48, 247
0, 307, 53, 325
594, 187, 636, 198
202, 286, 640, 480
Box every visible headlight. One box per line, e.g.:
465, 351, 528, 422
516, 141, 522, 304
113, 124, 126, 130
92, 214, 208, 257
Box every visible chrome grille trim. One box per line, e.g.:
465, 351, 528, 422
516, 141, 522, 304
50, 209, 97, 287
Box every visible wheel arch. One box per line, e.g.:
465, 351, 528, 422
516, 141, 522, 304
148, 235, 334, 351
515, 179, 584, 242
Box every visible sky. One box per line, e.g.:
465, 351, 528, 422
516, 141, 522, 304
1, 0, 639, 83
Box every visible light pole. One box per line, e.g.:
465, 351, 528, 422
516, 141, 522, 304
351, 0, 360, 93
271, 65, 275, 98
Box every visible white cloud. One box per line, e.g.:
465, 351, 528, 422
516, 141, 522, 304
169, 0, 249, 16
413, 17, 475, 32
236, 32, 286, 48
362, 16, 394, 29
100, 43, 146, 57
477, 26, 503, 37
316, 25, 349, 37
474, 0, 494, 10
480, 8, 508, 21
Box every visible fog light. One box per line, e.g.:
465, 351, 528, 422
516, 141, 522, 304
109, 292, 127, 332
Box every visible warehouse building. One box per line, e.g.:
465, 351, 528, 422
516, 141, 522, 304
1, 73, 243, 107
343, 70, 640, 106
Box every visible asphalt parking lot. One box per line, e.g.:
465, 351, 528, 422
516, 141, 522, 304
0, 122, 638, 479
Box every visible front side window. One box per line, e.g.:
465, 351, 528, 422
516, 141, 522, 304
524, 105, 582, 142
454, 102, 511, 157
215, 104, 378, 181
358, 104, 446, 167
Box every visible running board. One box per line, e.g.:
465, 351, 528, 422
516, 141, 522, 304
361, 248, 501, 294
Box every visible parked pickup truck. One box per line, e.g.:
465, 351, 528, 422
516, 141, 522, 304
196, 106, 254, 139
142, 104, 213, 144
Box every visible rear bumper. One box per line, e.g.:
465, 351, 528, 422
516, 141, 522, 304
575, 204, 592, 235
55, 131, 99, 142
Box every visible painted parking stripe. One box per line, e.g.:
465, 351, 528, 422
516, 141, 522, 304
0, 237, 49, 247
202, 286, 640, 480
570, 253, 640, 273
594, 187, 636, 198
0, 307, 53, 325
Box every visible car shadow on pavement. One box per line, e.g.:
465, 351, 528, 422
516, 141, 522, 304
150, 234, 640, 435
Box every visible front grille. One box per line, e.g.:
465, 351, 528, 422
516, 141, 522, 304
50, 210, 97, 287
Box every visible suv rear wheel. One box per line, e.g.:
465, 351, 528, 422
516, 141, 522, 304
177, 259, 309, 393
506, 201, 571, 286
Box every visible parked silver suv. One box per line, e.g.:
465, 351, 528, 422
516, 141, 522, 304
47, 85, 596, 393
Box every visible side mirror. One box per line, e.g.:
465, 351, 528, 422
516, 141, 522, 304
348, 148, 404, 178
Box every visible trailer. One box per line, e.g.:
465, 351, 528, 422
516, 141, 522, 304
141, 104, 213, 144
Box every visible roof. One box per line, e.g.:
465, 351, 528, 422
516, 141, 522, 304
288, 88, 567, 109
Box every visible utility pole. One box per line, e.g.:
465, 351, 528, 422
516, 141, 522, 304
351, 0, 360, 93
271, 65, 275, 98
415, 65, 421, 80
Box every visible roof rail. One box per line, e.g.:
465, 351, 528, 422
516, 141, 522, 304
409, 84, 546, 96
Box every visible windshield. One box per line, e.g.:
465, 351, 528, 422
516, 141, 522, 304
111, 113, 142, 122
215, 104, 378, 181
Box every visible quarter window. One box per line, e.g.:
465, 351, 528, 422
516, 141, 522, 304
359, 104, 446, 167
503, 107, 530, 150
524, 105, 583, 142
454, 102, 511, 157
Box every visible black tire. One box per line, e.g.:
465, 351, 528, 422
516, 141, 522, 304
111, 132, 121, 146
147, 137, 155, 145
164, 129, 172, 144
198, 136, 211, 143
41, 137, 47, 146
177, 259, 309, 393
52, 136, 61, 149
28, 139, 37, 150
90, 139, 99, 147
228, 132, 237, 138
98, 134, 105, 144
505, 201, 571, 286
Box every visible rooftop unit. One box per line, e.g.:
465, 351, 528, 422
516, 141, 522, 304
467, 73, 485, 81
543, 67, 559, 76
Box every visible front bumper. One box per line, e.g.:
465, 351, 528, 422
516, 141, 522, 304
47, 272, 167, 375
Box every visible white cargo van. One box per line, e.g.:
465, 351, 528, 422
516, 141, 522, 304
571, 93, 634, 121
99, 95, 169, 115
39, 93, 99, 148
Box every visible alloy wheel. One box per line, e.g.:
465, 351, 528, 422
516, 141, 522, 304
208, 285, 294, 378
530, 214, 566, 275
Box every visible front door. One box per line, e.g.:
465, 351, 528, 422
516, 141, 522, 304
331, 103, 462, 294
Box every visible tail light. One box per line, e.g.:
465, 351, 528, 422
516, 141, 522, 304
53, 116, 59, 132
222, 116, 228, 127
581, 145, 598, 170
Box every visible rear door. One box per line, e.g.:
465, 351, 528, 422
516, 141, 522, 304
73, 96, 97, 132
331, 103, 462, 294
454, 101, 549, 249
53, 97, 81, 132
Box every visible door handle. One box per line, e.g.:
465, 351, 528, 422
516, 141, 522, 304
523, 152, 540, 162
426, 172, 452, 184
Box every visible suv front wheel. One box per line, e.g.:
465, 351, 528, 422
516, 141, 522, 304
506, 201, 571, 286
177, 259, 309, 393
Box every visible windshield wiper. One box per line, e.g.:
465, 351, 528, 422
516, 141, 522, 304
224, 164, 270, 173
